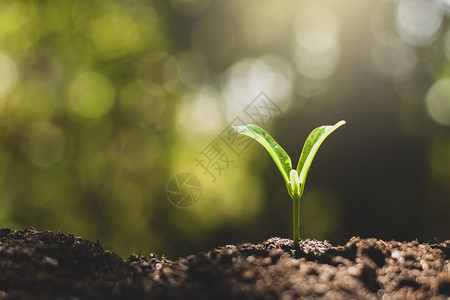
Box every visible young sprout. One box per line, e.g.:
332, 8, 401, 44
233, 120, 346, 247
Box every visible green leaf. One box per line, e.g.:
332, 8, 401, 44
296, 120, 346, 195
233, 124, 292, 187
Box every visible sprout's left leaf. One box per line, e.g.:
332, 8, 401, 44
233, 124, 292, 186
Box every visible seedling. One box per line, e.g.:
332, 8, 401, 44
233, 120, 346, 247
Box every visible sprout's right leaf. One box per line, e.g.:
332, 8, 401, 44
296, 120, 346, 195
233, 124, 292, 187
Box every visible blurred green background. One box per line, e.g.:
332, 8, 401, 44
0, 0, 449, 258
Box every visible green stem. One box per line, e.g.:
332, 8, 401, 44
292, 195, 300, 247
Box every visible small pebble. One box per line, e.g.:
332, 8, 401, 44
391, 251, 401, 260
246, 255, 256, 263
242, 270, 255, 281
43, 256, 58, 267
348, 266, 360, 276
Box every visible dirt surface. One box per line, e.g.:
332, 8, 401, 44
0, 228, 448, 299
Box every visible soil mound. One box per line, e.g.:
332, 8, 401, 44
0, 228, 448, 299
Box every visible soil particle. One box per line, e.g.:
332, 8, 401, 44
0, 229, 448, 299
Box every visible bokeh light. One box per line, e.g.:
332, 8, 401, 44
0, 2, 41, 56
0, 53, 18, 102
425, 78, 450, 126
294, 5, 340, 80
69, 72, 115, 119
221, 54, 293, 119
176, 87, 225, 142
89, 12, 139, 59
435, 0, 450, 14
396, 0, 443, 46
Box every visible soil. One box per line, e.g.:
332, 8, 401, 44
0, 228, 448, 299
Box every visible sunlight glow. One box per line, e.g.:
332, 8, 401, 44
293, 5, 340, 80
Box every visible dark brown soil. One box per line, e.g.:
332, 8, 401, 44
0, 228, 448, 299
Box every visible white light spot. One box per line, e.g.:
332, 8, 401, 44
434, 0, 450, 15
176, 87, 225, 143
220, 54, 293, 120
396, 0, 443, 46
0, 53, 18, 106
425, 78, 450, 126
